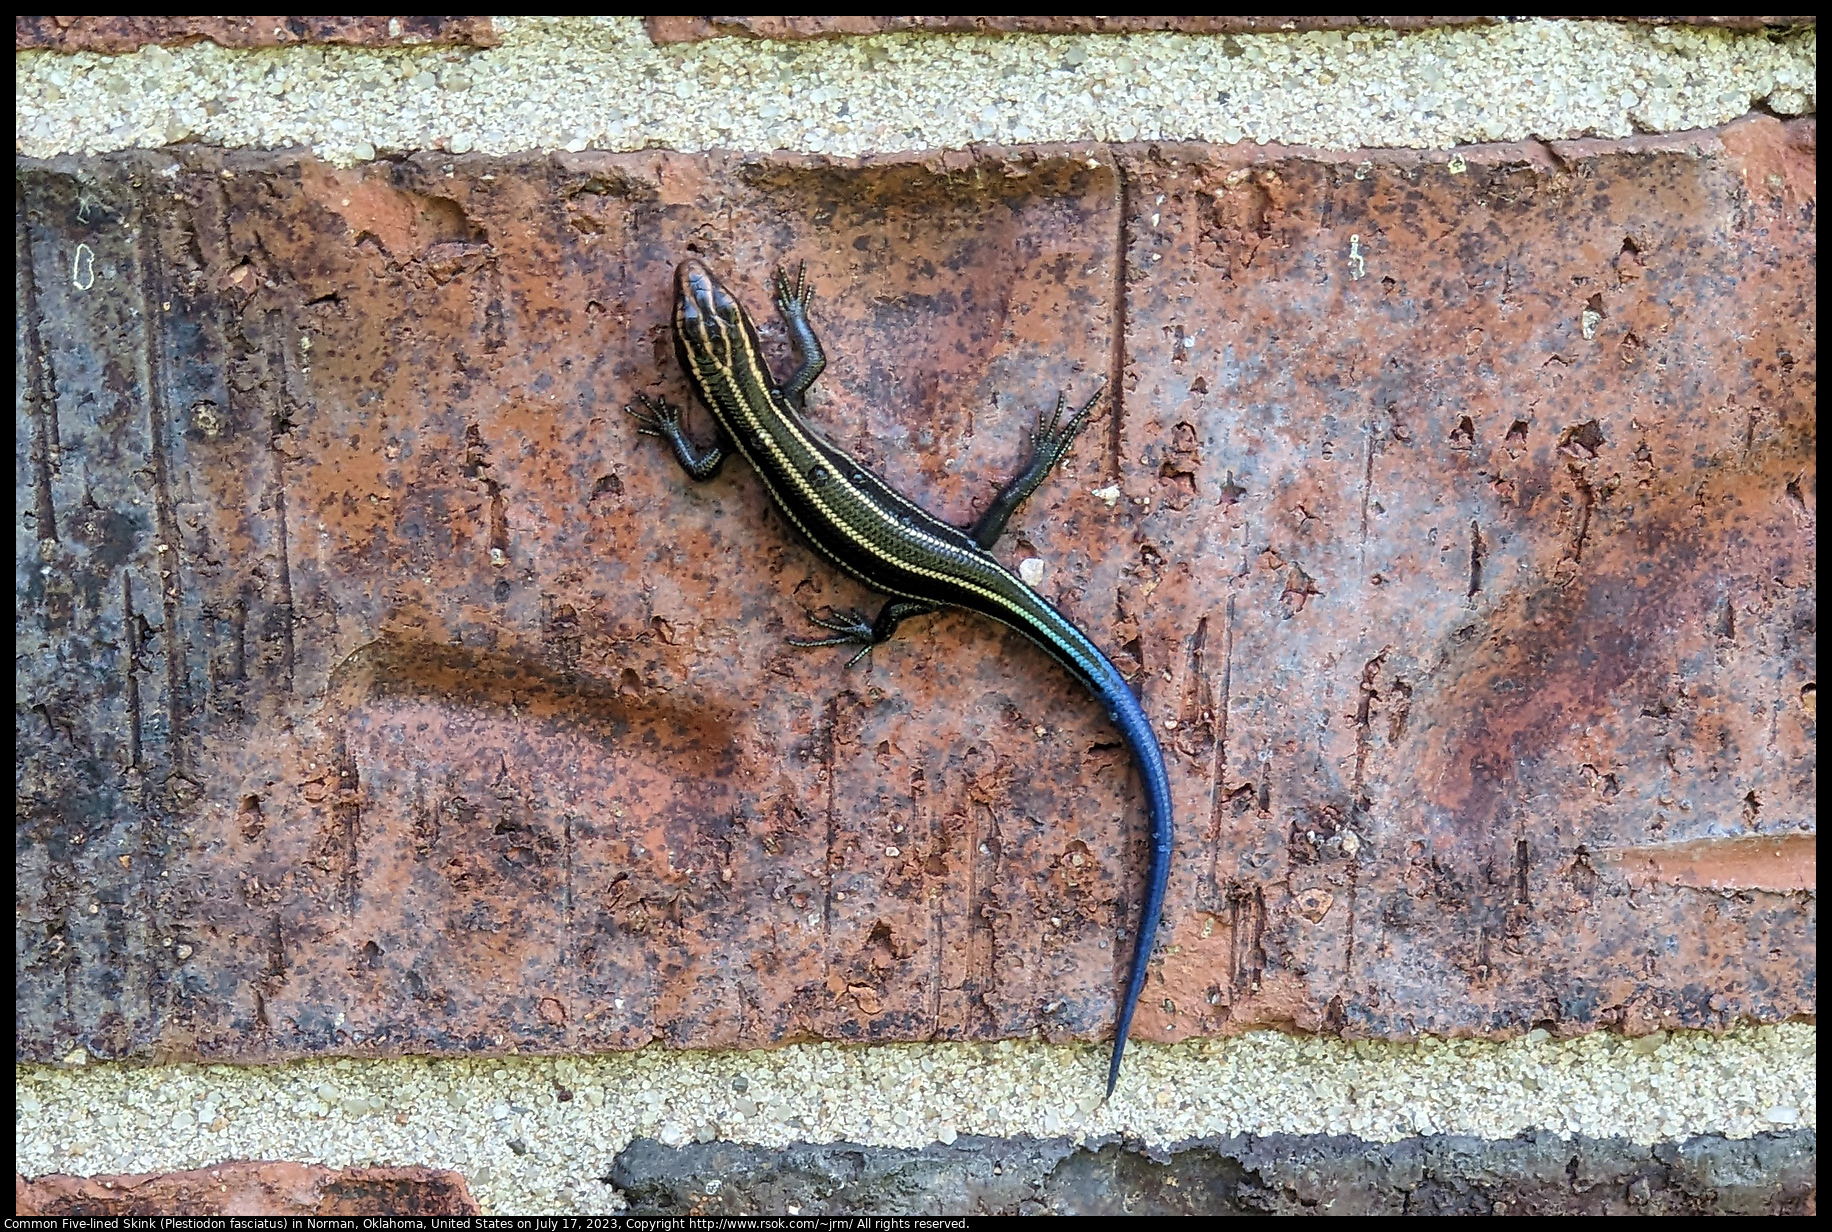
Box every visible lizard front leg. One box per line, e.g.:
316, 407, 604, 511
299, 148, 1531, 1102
772, 262, 826, 406
626, 392, 730, 481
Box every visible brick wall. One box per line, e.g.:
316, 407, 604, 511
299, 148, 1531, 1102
15, 15, 1816, 1216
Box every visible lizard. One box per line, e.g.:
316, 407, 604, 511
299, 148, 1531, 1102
627, 257, 1172, 1096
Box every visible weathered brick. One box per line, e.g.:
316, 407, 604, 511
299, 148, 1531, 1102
1106, 118, 1810, 1041
15, 1162, 479, 1215
13, 118, 1814, 1065
606, 1130, 1818, 1216
14, 16, 498, 54
642, 16, 1814, 43
642, 18, 1502, 44
1113, 120, 1814, 1042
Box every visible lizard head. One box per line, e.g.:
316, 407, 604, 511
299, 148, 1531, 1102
673, 259, 753, 370
675, 258, 739, 323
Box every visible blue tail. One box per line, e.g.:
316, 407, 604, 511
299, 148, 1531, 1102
1092, 657, 1174, 1097
973, 587, 1174, 1096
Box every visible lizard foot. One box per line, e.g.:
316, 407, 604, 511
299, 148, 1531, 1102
774, 260, 814, 319
625, 392, 682, 437
1030, 384, 1104, 471
787, 607, 878, 668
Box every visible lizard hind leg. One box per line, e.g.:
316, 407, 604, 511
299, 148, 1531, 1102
969, 384, 1105, 550
786, 599, 937, 667
786, 606, 877, 654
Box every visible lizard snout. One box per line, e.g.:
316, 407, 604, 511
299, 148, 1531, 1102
675, 259, 739, 325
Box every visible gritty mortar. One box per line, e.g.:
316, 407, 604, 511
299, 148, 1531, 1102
13, 1026, 1819, 1214
14, 17, 1816, 165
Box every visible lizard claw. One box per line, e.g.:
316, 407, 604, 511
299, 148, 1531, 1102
1031, 384, 1103, 469
786, 606, 879, 667
789, 606, 874, 640
774, 261, 813, 316
625, 392, 681, 437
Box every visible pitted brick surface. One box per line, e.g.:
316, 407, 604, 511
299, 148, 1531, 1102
13, 118, 1814, 1064
1111, 122, 1816, 1042
15, 16, 498, 54
605, 1130, 1817, 1216
14, 1162, 479, 1215
641, 17, 1815, 44
642, 18, 1502, 44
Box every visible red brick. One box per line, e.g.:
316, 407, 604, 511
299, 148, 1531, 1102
1114, 118, 1814, 1041
1593, 833, 1814, 892
642, 16, 1812, 43
1579, 15, 1815, 26
15, 16, 498, 54
15, 1163, 479, 1215
643, 18, 1501, 44
13, 119, 1814, 1063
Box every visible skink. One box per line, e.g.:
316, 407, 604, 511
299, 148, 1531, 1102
628, 258, 1173, 1095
